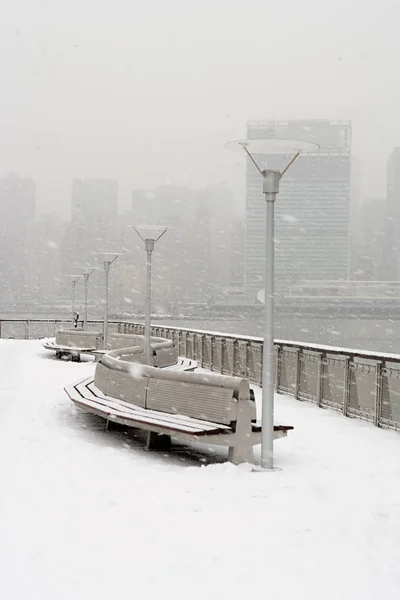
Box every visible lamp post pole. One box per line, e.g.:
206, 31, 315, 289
77, 268, 97, 331
99, 254, 120, 350
225, 137, 318, 469
71, 277, 80, 326
133, 226, 167, 365
261, 169, 281, 470
83, 273, 89, 329
144, 239, 154, 365
103, 261, 111, 349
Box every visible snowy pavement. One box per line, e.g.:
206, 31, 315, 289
0, 340, 399, 600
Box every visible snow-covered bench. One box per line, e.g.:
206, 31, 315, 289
41, 338, 99, 361
43, 331, 179, 366
42, 329, 103, 361
105, 340, 178, 368
65, 356, 293, 464
56, 329, 103, 349
164, 357, 197, 372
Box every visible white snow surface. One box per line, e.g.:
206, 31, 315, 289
0, 340, 399, 600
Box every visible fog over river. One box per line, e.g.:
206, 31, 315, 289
160, 315, 400, 354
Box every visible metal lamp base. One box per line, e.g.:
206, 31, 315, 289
251, 465, 282, 473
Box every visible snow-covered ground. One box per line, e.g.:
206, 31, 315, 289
0, 340, 399, 600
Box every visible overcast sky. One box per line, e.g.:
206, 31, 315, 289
1, 0, 399, 217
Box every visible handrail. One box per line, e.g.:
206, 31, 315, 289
117, 320, 400, 431
1, 317, 400, 431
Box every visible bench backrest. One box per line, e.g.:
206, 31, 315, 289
107, 333, 145, 350
146, 378, 237, 424
94, 355, 254, 425
95, 362, 148, 408
56, 329, 103, 349
106, 338, 178, 368
153, 344, 179, 368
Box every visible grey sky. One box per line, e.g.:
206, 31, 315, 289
1, 0, 399, 217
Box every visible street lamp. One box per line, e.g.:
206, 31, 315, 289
98, 253, 120, 349
225, 137, 319, 470
76, 267, 97, 330
133, 225, 167, 365
65, 275, 81, 326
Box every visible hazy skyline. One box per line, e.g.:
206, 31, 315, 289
1, 0, 399, 217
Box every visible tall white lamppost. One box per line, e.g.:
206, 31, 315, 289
225, 138, 319, 470
133, 226, 167, 365
98, 253, 120, 349
77, 267, 97, 330
65, 275, 81, 326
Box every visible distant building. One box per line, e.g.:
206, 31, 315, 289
288, 280, 400, 299
349, 157, 361, 278
71, 179, 118, 223
131, 184, 234, 307
27, 214, 66, 304
245, 119, 351, 299
64, 178, 119, 274
0, 172, 35, 304
352, 197, 386, 280
229, 220, 245, 288
384, 148, 400, 280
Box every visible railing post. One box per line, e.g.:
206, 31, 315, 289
245, 342, 250, 380
232, 340, 238, 376
275, 344, 281, 391
200, 334, 205, 368
294, 349, 300, 400
25, 320, 29, 340
375, 361, 383, 427
211, 336, 216, 372
258, 342, 263, 386
316, 352, 325, 408
183, 331, 188, 357
343, 357, 350, 416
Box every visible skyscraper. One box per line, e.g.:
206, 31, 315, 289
384, 148, 400, 280
66, 178, 119, 268
131, 184, 234, 306
0, 172, 35, 304
71, 179, 118, 223
245, 120, 351, 299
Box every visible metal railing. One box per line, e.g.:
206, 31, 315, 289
118, 321, 400, 432
0, 319, 120, 340
1, 318, 399, 432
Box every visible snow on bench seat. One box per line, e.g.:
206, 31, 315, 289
65, 367, 293, 465
66, 377, 232, 436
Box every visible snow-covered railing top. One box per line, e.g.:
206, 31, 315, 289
117, 321, 400, 363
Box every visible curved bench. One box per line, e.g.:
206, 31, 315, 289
42, 329, 103, 361
43, 331, 178, 366
105, 338, 178, 368
56, 329, 103, 349
65, 350, 293, 464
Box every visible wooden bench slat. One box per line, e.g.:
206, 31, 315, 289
69, 379, 293, 436
72, 395, 226, 436
82, 391, 225, 434
251, 423, 294, 433
67, 380, 232, 434
71, 377, 294, 433
43, 341, 96, 352
164, 358, 197, 372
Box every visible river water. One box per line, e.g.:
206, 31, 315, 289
158, 316, 400, 353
